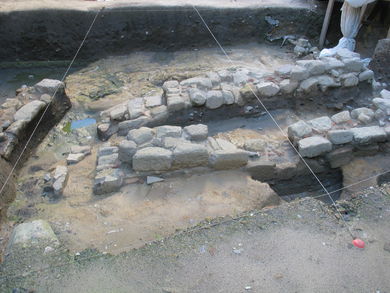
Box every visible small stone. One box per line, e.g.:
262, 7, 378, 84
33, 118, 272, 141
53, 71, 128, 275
110, 104, 128, 121
206, 91, 224, 109
233, 68, 250, 86
144, 93, 163, 108
222, 90, 235, 105
34, 79, 64, 95
167, 95, 186, 112
146, 176, 165, 185
294, 45, 307, 56
97, 123, 116, 141
359, 69, 374, 82
320, 57, 344, 71
328, 130, 353, 144
117, 117, 150, 136
172, 143, 209, 168
127, 127, 154, 145
66, 153, 86, 165
375, 109, 386, 121
342, 58, 363, 72
299, 77, 319, 93
127, 98, 145, 119
97, 153, 120, 168
189, 88, 207, 106
94, 168, 123, 195
246, 160, 276, 180
357, 113, 373, 124
180, 77, 213, 90
98, 146, 118, 157
155, 125, 182, 139
70, 145, 91, 155
287, 120, 312, 140
296, 60, 326, 75
380, 89, 390, 100
331, 111, 351, 124
351, 108, 374, 119
298, 136, 332, 158
52, 166, 68, 196
118, 140, 137, 163
279, 79, 298, 94
373, 98, 390, 115
206, 72, 221, 86
132, 147, 173, 171
275, 64, 294, 78
290, 66, 310, 81
340, 73, 359, 87
335, 48, 360, 59
183, 125, 208, 141
352, 126, 387, 144
162, 80, 179, 91
256, 82, 280, 97
307, 116, 332, 132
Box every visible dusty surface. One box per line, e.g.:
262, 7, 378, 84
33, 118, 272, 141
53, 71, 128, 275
1, 188, 390, 292
0, 0, 313, 12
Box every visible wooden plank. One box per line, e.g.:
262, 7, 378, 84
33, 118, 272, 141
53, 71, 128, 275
319, 0, 336, 49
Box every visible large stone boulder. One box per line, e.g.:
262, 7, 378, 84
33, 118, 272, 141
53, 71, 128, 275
132, 147, 173, 171
7, 220, 59, 251
34, 79, 65, 96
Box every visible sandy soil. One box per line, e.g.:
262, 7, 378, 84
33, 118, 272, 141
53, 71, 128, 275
0, 0, 313, 12
1, 188, 389, 292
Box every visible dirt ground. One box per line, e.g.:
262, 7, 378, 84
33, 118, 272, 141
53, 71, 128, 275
1, 186, 389, 292
0, 0, 313, 12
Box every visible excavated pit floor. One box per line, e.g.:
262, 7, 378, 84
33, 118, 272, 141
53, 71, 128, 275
1, 43, 389, 256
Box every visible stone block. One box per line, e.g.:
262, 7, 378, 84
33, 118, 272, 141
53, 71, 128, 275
256, 82, 280, 97
352, 126, 387, 145
167, 95, 186, 112
13, 100, 46, 122
180, 77, 213, 89
246, 160, 276, 180
359, 70, 374, 82
307, 116, 332, 132
184, 124, 208, 141
299, 77, 319, 92
290, 65, 310, 81
132, 147, 173, 171
34, 79, 64, 95
127, 127, 154, 145
287, 120, 312, 140
298, 136, 332, 158
109, 103, 128, 121
326, 146, 354, 168
331, 111, 351, 124
328, 130, 353, 145
117, 116, 150, 136
94, 168, 123, 195
206, 91, 224, 109
340, 73, 359, 87
296, 60, 326, 75
172, 143, 209, 168
209, 149, 248, 170
66, 153, 86, 165
118, 140, 137, 163
189, 88, 206, 106
155, 125, 182, 139
351, 107, 374, 119
279, 79, 298, 94
127, 98, 145, 119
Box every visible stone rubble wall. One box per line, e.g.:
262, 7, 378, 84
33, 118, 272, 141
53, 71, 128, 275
93, 123, 250, 195
287, 88, 390, 168
97, 48, 374, 142
0, 79, 71, 164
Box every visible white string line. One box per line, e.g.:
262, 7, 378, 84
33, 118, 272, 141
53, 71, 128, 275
191, 5, 355, 238
0, 8, 103, 198
310, 167, 390, 200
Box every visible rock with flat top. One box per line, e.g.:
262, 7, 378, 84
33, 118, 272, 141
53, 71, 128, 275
256, 82, 280, 97
66, 153, 86, 165
94, 168, 123, 195
14, 100, 46, 122
288, 120, 312, 140
307, 116, 332, 132
34, 79, 64, 95
132, 147, 173, 171
7, 220, 59, 250
127, 127, 154, 145
296, 60, 326, 75
331, 111, 351, 124
298, 136, 332, 158
118, 140, 137, 163
209, 149, 248, 170
172, 143, 209, 168
352, 126, 387, 144
184, 124, 208, 141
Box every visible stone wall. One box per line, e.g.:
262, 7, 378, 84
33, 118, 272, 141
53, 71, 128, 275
287, 89, 390, 169
97, 47, 374, 142
0, 79, 71, 165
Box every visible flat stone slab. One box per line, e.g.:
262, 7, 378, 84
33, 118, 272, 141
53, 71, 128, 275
352, 126, 387, 145
307, 116, 332, 132
298, 136, 332, 158
132, 147, 173, 171
8, 220, 59, 250
66, 153, 86, 165
288, 120, 312, 140
34, 79, 64, 95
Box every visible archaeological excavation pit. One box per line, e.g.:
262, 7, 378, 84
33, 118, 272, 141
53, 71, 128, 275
0, 1, 389, 290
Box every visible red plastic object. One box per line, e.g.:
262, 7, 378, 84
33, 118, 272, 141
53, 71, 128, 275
352, 238, 365, 248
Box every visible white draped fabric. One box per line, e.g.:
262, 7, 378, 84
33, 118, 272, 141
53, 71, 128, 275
320, 0, 376, 57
